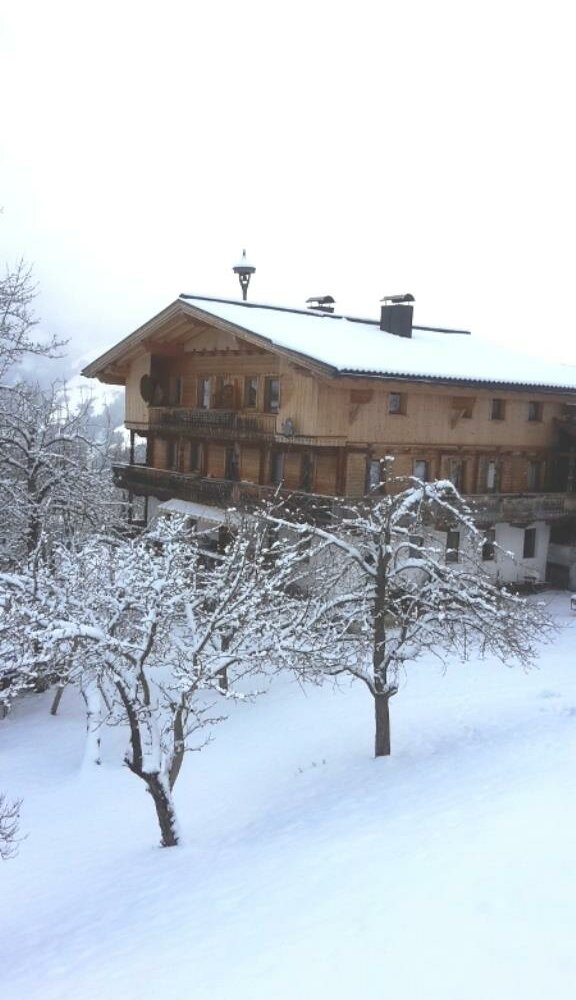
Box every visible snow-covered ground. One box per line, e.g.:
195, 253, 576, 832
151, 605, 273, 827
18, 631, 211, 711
2, 593, 575, 1000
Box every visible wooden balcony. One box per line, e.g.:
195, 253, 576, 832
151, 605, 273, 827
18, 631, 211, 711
112, 464, 337, 521
114, 465, 576, 528
149, 407, 278, 439
468, 492, 576, 526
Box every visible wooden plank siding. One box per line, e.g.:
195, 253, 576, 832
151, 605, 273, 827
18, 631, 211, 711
120, 318, 576, 502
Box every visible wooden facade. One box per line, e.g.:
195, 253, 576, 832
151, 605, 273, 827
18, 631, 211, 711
83, 298, 576, 530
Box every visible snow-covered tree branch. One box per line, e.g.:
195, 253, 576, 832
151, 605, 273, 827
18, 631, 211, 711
2, 514, 296, 846
0, 259, 65, 379
259, 477, 553, 757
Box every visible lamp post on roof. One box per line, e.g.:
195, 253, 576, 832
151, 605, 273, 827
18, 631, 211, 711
233, 249, 256, 301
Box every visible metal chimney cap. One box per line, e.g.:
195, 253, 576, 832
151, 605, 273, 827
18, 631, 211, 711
380, 293, 415, 304
233, 249, 256, 276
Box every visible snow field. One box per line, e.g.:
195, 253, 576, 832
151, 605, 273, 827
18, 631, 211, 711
1, 594, 575, 1000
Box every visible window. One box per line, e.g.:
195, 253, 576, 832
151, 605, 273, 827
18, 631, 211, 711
388, 392, 405, 415
451, 397, 475, 420
168, 376, 182, 406
490, 398, 506, 420
270, 451, 284, 485
528, 401, 543, 422
413, 460, 428, 481
189, 442, 204, 474
224, 446, 239, 481
166, 439, 178, 471
264, 377, 280, 413
486, 460, 498, 492
366, 459, 382, 492
300, 452, 315, 492
198, 377, 211, 409
408, 535, 423, 558
446, 529, 460, 563
523, 527, 536, 559
527, 460, 543, 491
244, 376, 258, 409
447, 457, 464, 491
482, 528, 496, 561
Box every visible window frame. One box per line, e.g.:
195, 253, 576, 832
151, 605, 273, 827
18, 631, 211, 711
270, 450, 284, 485
445, 529, 460, 564
388, 392, 406, 415
482, 528, 496, 562
413, 459, 429, 482
264, 377, 280, 414
197, 377, 211, 410
490, 398, 506, 421
527, 400, 543, 422
523, 527, 537, 559
244, 376, 258, 409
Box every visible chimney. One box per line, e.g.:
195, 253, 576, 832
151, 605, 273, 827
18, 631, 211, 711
380, 293, 414, 338
306, 295, 335, 314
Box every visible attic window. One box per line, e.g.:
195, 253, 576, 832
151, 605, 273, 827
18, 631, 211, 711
244, 376, 258, 408
528, 401, 543, 422
198, 377, 211, 410
264, 377, 280, 413
490, 398, 506, 421
451, 397, 474, 419
388, 392, 406, 415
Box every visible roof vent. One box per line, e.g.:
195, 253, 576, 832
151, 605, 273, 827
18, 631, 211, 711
380, 293, 414, 338
306, 295, 335, 314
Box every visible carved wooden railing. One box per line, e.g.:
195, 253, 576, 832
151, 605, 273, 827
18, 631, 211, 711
148, 407, 277, 438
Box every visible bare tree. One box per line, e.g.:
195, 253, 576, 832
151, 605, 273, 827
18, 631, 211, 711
0, 259, 64, 379
4, 515, 292, 846
263, 478, 552, 757
0, 794, 22, 860
0, 381, 121, 568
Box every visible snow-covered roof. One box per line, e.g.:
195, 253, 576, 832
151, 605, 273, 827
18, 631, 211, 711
180, 295, 576, 391
157, 498, 227, 524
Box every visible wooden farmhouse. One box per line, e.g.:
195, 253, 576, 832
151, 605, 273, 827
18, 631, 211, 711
82, 294, 576, 587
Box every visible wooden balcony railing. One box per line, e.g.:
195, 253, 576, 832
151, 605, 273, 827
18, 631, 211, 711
114, 465, 576, 527
149, 407, 277, 438
467, 492, 576, 525
112, 464, 338, 520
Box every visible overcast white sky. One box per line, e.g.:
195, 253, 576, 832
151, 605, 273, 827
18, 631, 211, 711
1, 0, 575, 377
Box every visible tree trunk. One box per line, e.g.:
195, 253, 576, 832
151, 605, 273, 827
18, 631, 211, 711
374, 692, 391, 757
81, 683, 102, 767
50, 684, 65, 716
145, 774, 180, 847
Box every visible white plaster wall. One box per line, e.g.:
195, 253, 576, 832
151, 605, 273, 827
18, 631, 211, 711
548, 542, 576, 589
486, 521, 550, 585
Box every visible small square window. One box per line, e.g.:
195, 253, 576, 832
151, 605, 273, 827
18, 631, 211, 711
523, 527, 536, 559
446, 530, 460, 563
528, 401, 543, 422
413, 460, 428, 481
389, 392, 405, 415
490, 398, 506, 420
